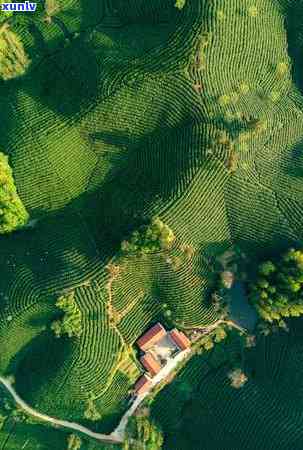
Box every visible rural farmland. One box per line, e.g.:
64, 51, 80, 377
0, 0, 303, 449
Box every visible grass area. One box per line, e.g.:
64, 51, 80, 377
0, 0, 302, 448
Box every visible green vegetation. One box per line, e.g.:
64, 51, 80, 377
196, 325, 228, 353
0, 25, 30, 80
45, 0, 60, 18
151, 322, 303, 449
174, 0, 187, 10
0, 152, 29, 233
227, 368, 248, 388
0, 1, 13, 22
121, 218, 175, 255
249, 249, 303, 324
83, 393, 101, 421
0, 0, 302, 448
51, 291, 82, 338
67, 433, 82, 450
124, 415, 163, 450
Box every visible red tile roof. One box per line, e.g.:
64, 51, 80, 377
134, 375, 152, 395
137, 323, 166, 351
140, 353, 162, 376
170, 329, 191, 350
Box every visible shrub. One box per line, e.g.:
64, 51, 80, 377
0, 152, 29, 233
228, 368, 248, 388
121, 218, 175, 256
276, 61, 288, 77
84, 393, 101, 421
248, 6, 258, 17
67, 434, 82, 450
249, 249, 303, 323
51, 291, 82, 338
0, 24, 30, 80
218, 94, 231, 106
174, 0, 186, 10
124, 415, 163, 450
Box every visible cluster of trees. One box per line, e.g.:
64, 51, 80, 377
121, 218, 175, 256
197, 325, 227, 353
51, 291, 82, 338
249, 248, 303, 326
124, 415, 163, 450
0, 152, 29, 234
0, 21, 30, 81
211, 293, 229, 318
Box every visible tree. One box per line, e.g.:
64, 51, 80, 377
228, 368, 248, 389
0, 24, 30, 80
121, 218, 175, 256
124, 415, 163, 450
249, 248, 303, 324
67, 434, 82, 450
51, 291, 82, 338
84, 393, 101, 421
0, 152, 29, 233
213, 326, 227, 343
175, 0, 186, 10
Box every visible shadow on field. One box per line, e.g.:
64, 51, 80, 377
9, 329, 71, 400
283, 138, 303, 178
284, 2, 303, 95
25, 36, 101, 118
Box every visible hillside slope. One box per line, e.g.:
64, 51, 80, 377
0, 0, 302, 442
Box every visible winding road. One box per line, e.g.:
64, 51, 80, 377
0, 376, 122, 444
0, 349, 190, 444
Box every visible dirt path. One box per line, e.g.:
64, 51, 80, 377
0, 377, 122, 444
0, 317, 245, 444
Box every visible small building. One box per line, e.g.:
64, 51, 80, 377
170, 329, 191, 351
137, 322, 166, 351
140, 353, 162, 377
133, 323, 192, 397
134, 375, 152, 395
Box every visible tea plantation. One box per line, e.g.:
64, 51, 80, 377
0, 0, 303, 448
151, 319, 303, 450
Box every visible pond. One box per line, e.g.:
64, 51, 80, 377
227, 281, 258, 332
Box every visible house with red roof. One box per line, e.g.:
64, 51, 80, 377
137, 322, 166, 351
134, 375, 152, 395
133, 322, 191, 396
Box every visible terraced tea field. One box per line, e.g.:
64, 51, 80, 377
151, 319, 303, 450
0, 0, 303, 448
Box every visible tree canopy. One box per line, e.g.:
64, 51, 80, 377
0, 1, 13, 22
124, 415, 164, 450
121, 218, 175, 256
175, 0, 187, 9
249, 248, 303, 324
0, 21, 30, 81
0, 152, 29, 233
51, 291, 83, 338
67, 434, 82, 450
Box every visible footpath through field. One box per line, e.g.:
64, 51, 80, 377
0, 377, 122, 444
0, 349, 191, 444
